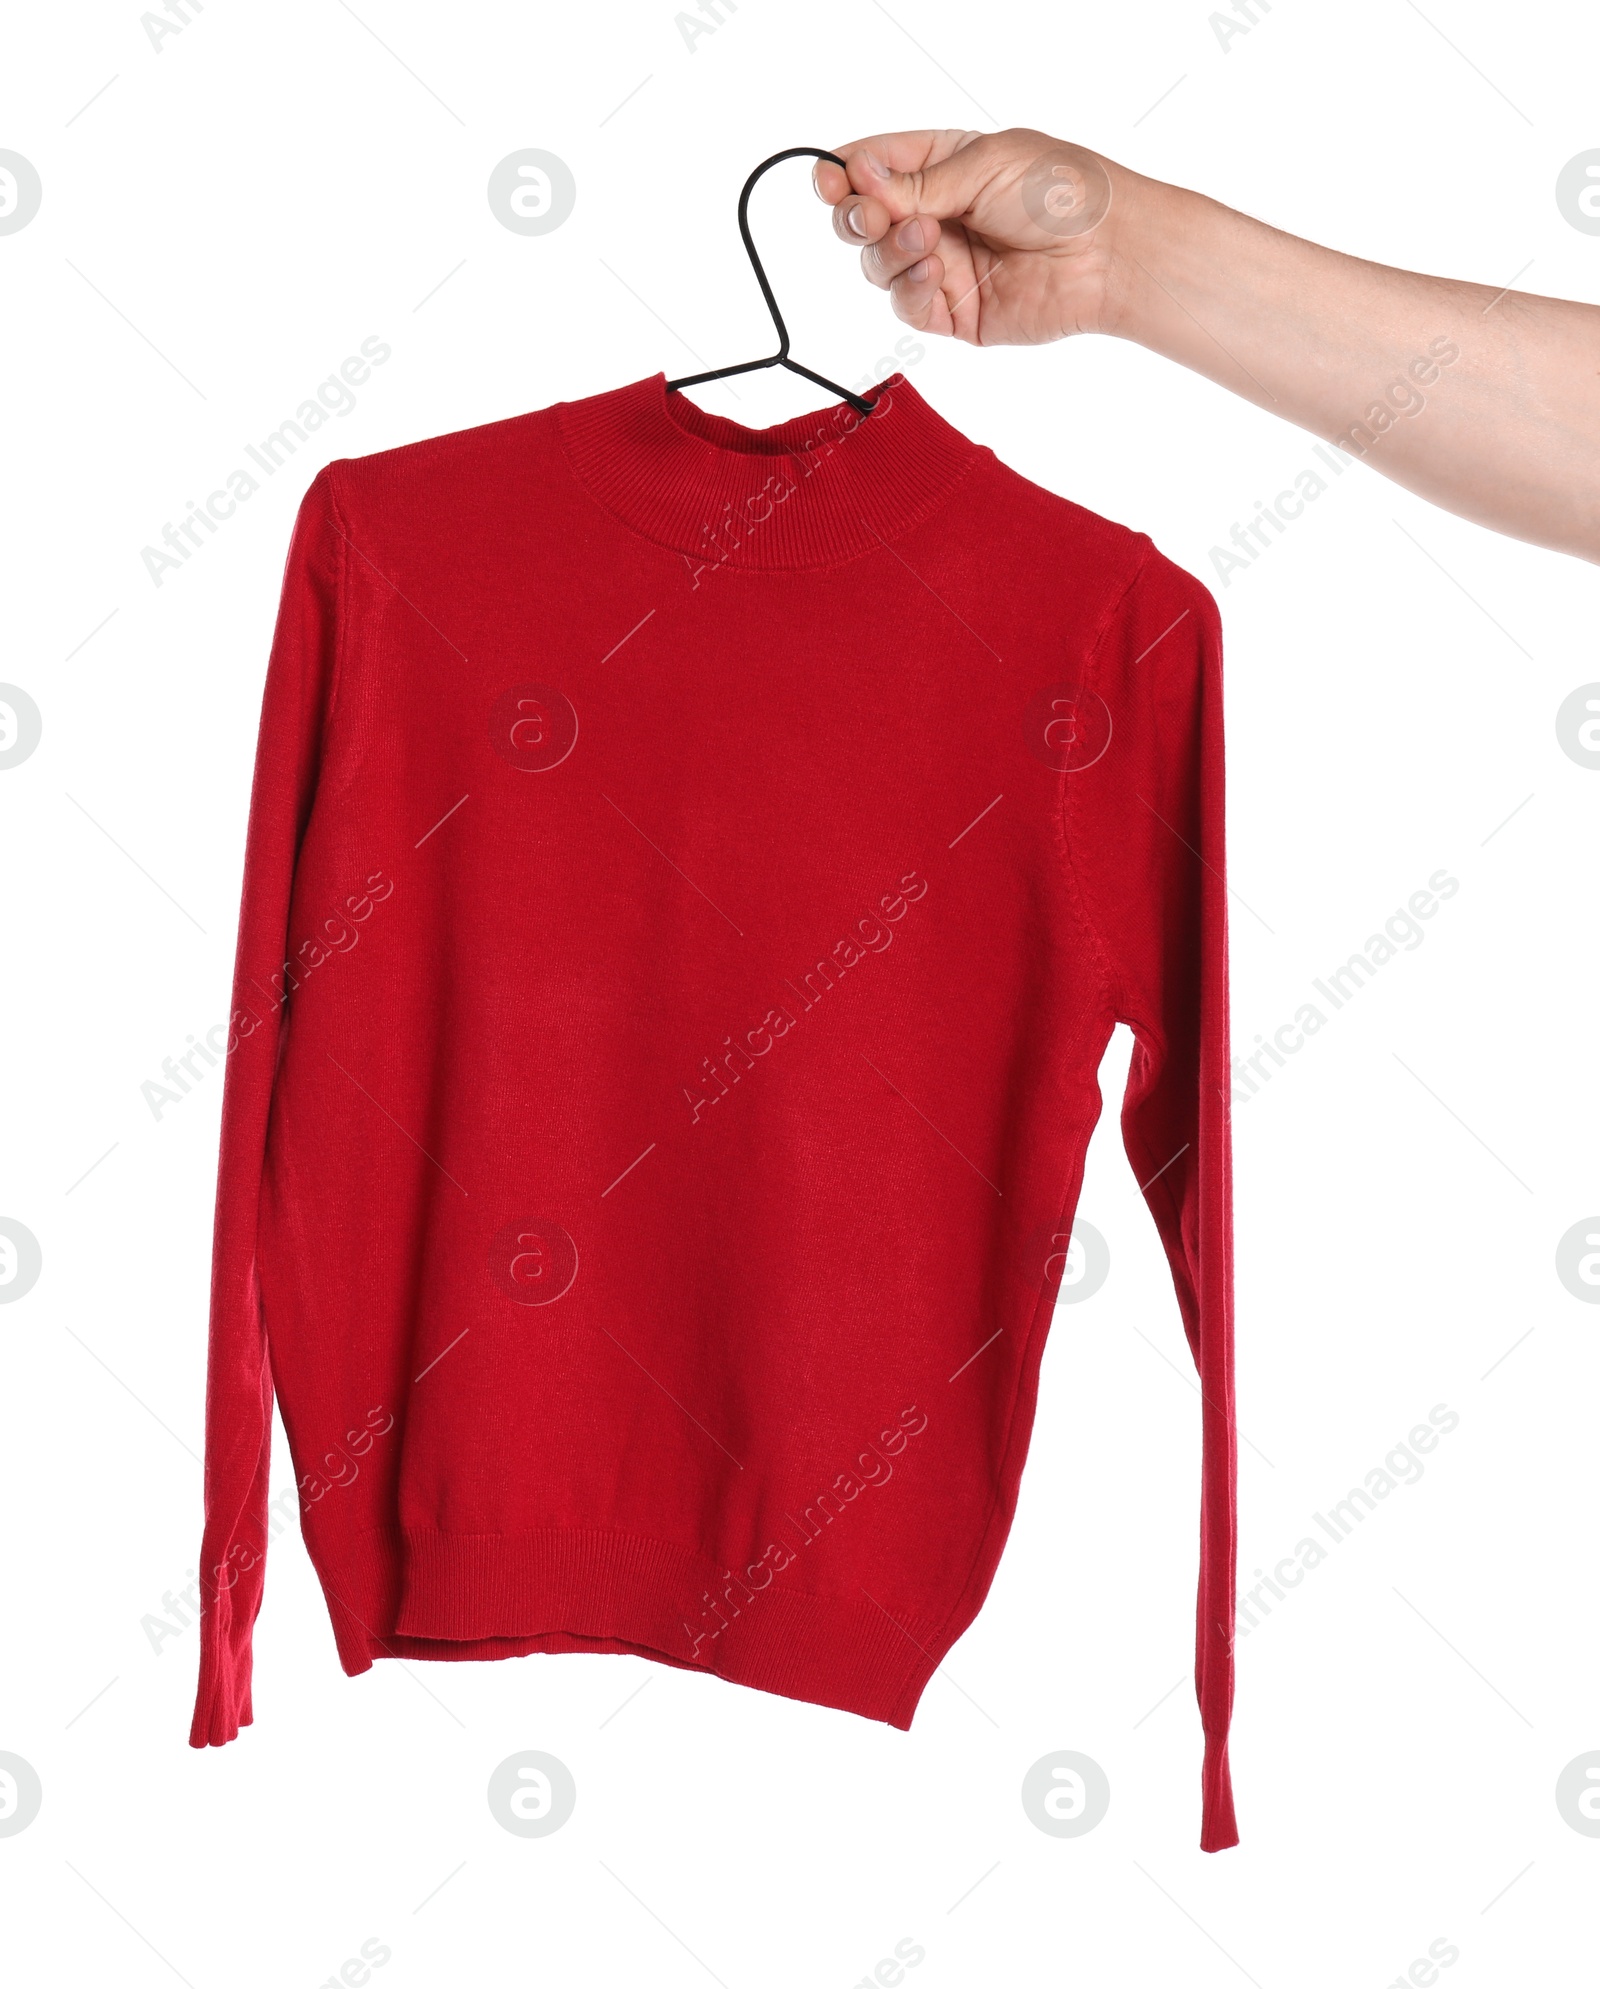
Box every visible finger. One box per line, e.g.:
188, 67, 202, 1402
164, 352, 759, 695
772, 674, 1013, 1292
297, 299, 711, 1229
816, 153, 897, 251
886, 252, 954, 339
815, 131, 982, 250
820, 130, 992, 227
859, 213, 944, 292
828, 188, 896, 248
811, 154, 856, 205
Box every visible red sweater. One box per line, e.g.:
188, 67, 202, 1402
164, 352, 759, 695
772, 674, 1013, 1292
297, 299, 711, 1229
191, 370, 1237, 1851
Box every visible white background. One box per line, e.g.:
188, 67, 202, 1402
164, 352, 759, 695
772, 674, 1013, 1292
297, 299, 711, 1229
3, 1, 1598, 1983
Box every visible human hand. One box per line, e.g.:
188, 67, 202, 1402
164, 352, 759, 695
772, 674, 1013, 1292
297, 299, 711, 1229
813, 129, 1129, 347
816, 128, 1600, 564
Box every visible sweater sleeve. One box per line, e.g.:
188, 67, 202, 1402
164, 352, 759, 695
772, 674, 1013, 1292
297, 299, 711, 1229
190, 469, 345, 1746
1064, 544, 1238, 1851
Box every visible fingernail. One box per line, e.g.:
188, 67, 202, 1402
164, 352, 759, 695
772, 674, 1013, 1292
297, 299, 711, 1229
907, 258, 932, 283
846, 204, 867, 237
863, 150, 891, 179
896, 218, 926, 254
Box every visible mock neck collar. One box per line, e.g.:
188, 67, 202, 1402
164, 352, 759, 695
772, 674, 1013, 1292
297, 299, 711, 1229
555, 370, 985, 573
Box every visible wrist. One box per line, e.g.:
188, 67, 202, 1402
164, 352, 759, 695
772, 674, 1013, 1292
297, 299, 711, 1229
1093, 162, 1181, 343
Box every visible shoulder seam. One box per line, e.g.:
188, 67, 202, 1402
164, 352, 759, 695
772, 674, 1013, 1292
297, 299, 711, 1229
1086, 534, 1156, 665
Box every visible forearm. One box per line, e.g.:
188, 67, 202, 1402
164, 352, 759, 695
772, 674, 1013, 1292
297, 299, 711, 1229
1099, 165, 1600, 562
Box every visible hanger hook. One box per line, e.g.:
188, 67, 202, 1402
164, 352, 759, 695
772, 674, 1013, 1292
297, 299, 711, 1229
666, 148, 880, 418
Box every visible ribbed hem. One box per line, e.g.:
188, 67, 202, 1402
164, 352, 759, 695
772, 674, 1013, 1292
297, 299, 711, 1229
320, 1524, 940, 1727
555, 371, 986, 571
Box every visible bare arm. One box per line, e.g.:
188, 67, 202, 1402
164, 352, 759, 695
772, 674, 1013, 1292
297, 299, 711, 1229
814, 131, 1600, 563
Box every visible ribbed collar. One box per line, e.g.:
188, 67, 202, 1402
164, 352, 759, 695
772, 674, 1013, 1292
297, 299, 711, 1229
556, 370, 986, 572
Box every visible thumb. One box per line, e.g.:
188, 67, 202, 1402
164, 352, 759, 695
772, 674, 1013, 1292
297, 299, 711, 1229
822, 129, 1113, 246
823, 130, 994, 228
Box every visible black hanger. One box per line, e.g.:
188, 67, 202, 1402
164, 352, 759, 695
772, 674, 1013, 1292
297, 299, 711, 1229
667, 147, 880, 419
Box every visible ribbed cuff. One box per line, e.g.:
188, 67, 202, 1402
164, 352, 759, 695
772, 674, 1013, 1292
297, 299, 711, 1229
1199, 1728, 1238, 1851
189, 1606, 254, 1747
